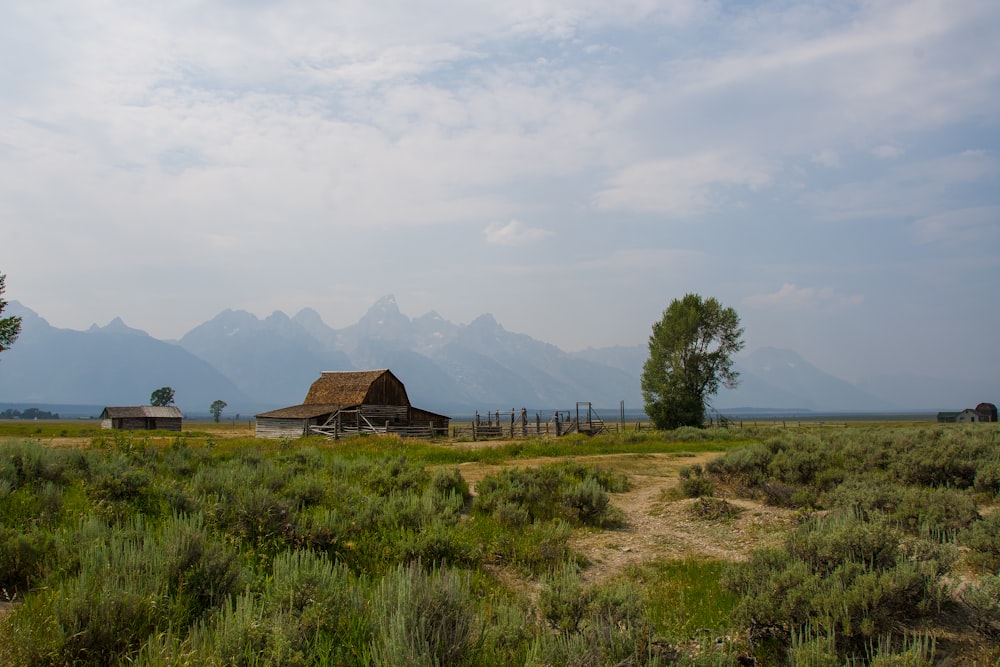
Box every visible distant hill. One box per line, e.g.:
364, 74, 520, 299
2, 296, 980, 417
0, 302, 252, 415
177, 296, 642, 414
717, 347, 897, 412
572, 344, 899, 413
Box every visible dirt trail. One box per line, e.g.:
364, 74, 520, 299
448, 451, 795, 585
569, 458, 794, 584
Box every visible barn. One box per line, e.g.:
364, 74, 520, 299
100, 406, 184, 431
254, 369, 450, 439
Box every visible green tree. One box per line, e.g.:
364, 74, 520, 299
641, 294, 744, 429
0, 273, 22, 356
209, 399, 227, 423
150, 386, 175, 407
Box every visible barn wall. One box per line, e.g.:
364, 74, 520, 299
153, 418, 182, 432
409, 407, 450, 430
109, 417, 182, 431
360, 405, 410, 427
255, 418, 308, 439
364, 373, 410, 407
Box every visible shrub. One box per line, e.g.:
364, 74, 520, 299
533, 571, 655, 667
959, 513, 1000, 572
539, 567, 590, 633
474, 462, 625, 528
705, 443, 772, 489
722, 512, 947, 658
689, 497, 742, 521
160, 513, 244, 616
0, 526, 57, 595
680, 464, 715, 499
960, 573, 1000, 635
430, 467, 471, 501
370, 563, 481, 666
974, 460, 1000, 496
262, 549, 371, 659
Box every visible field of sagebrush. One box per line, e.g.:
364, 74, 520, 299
0, 423, 997, 665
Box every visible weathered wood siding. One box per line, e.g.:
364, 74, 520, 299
361, 405, 410, 426
106, 417, 182, 431
363, 374, 410, 407
409, 407, 450, 430
256, 418, 309, 439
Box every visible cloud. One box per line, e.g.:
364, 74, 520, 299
484, 219, 554, 246
871, 145, 904, 159
744, 283, 863, 311
811, 149, 841, 168
912, 206, 1000, 244
803, 150, 999, 222
595, 153, 773, 215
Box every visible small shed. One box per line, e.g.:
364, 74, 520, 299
956, 408, 980, 423
255, 369, 449, 439
100, 406, 183, 431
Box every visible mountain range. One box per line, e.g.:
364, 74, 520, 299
0, 297, 984, 418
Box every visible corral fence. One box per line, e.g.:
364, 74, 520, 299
453, 402, 623, 440
308, 409, 449, 439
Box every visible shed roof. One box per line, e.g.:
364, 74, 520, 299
303, 369, 406, 406
255, 404, 343, 420
101, 406, 183, 419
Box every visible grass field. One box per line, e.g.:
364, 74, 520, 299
0, 420, 997, 665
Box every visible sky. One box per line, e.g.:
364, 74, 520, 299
1, 0, 998, 386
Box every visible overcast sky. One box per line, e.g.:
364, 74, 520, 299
1, 0, 998, 385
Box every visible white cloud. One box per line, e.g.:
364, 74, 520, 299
912, 206, 1000, 244
811, 149, 841, 167
871, 145, 904, 159
484, 219, 554, 246
803, 151, 999, 222
744, 284, 863, 311
595, 153, 773, 215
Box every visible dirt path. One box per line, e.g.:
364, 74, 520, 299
446, 451, 795, 585
570, 459, 794, 584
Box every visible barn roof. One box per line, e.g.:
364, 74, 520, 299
303, 369, 407, 406
101, 406, 183, 419
255, 404, 342, 419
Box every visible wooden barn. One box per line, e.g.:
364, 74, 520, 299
100, 406, 184, 431
254, 369, 449, 439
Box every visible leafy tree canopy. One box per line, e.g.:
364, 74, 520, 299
210, 399, 227, 422
641, 294, 744, 429
0, 273, 22, 355
150, 386, 176, 407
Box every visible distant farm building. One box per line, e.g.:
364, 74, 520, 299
254, 369, 449, 439
937, 403, 998, 423
976, 402, 998, 422
100, 406, 183, 431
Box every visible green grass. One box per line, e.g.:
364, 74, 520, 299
0, 420, 106, 439
626, 557, 738, 641
0, 422, 996, 665
314, 430, 749, 466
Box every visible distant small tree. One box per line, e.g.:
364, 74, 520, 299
150, 386, 175, 407
210, 400, 227, 423
0, 272, 22, 356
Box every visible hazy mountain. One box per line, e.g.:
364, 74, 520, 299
856, 374, 997, 412
572, 344, 903, 413
0, 302, 250, 412
717, 347, 896, 412
178, 309, 352, 407
3, 297, 962, 418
